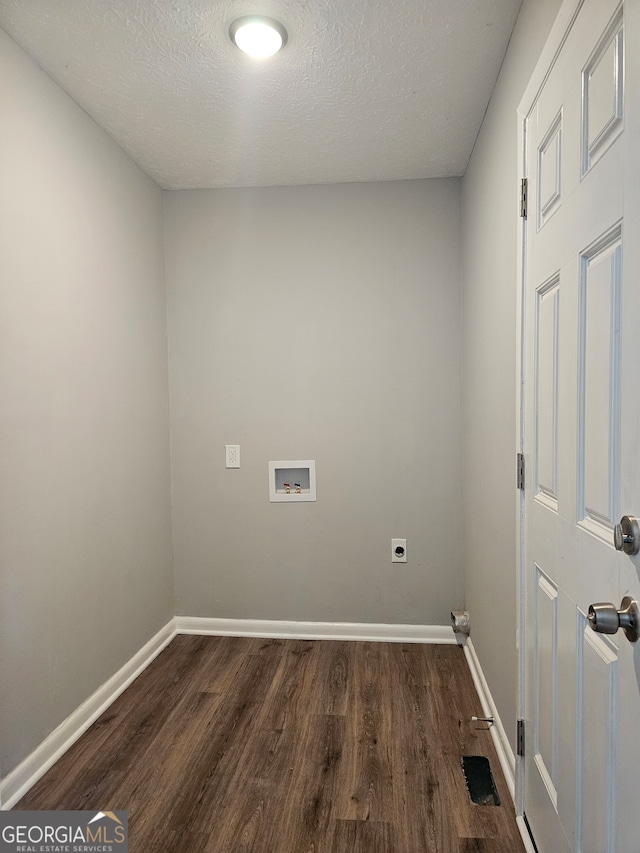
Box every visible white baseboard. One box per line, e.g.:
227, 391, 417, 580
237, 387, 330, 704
464, 638, 536, 853
1, 616, 455, 810
1, 619, 535, 847
516, 815, 538, 853
464, 638, 537, 852
464, 641, 540, 852
463, 638, 516, 798
175, 616, 456, 644
1, 618, 176, 811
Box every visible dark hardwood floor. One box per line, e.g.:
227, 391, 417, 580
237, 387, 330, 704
15, 636, 526, 852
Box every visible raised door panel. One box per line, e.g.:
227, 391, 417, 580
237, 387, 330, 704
538, 112, 563, 229
576, 620, 618, 853
535, 276, 561, 510
578, 225, 622, 540
581, 7, 624, 175
534, 567, 559, 808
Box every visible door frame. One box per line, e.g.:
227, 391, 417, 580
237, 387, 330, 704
515, 0, 586, 820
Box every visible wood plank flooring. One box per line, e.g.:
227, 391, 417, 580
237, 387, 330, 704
15, 636, 526, 852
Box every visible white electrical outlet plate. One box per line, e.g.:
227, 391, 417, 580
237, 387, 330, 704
225, 445, 240, 468
392, 539, 407, 563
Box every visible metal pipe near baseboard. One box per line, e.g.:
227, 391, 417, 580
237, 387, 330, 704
451, 610, 470, 635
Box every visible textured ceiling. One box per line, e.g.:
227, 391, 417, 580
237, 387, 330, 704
0, 0, 522, 189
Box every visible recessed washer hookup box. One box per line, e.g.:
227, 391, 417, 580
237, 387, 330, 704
269, 460, 316, 502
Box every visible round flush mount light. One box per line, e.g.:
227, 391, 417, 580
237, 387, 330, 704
229, 16, 288, 58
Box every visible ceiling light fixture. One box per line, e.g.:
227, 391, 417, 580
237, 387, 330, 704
229, 16, 288, 59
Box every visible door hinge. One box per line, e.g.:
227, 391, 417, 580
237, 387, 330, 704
517, 719, 525, 757
520, 178, 528, 218
517, 453, 525, 490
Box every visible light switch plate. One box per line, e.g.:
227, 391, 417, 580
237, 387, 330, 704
225, 445, 240, 468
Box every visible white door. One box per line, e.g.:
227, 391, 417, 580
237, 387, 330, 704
520, 0, 640, 851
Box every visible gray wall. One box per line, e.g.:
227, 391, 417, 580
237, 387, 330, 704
0, 0, 563, 784
461, 0, 562, 749
0, 29, 174, 777
165, 180, 464, 625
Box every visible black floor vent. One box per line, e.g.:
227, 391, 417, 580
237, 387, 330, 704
460, 755, 500, 806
